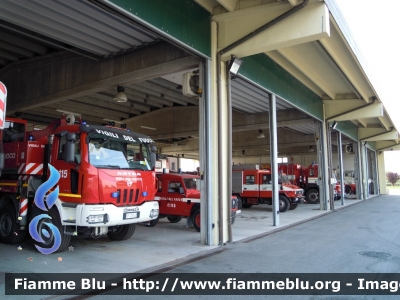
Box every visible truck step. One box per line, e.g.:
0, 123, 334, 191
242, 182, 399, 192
63, 219, 76, 223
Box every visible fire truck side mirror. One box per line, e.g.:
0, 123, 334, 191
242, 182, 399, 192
64, 133, 76, 163
64, 142, 75, 163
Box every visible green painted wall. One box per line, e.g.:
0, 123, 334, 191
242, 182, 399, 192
336, 121, 359, 141
238, 54, 323, 120
107, 0, 211, 57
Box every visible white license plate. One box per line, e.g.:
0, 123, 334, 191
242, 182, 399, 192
125, 212, 138, 219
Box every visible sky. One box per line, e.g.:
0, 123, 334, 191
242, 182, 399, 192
334, 0, 400, 173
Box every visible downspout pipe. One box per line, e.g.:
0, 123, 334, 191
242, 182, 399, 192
216, 0, 309, 245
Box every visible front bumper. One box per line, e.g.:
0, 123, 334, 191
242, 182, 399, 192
61, 201, 159, 227
292, 196, 304, 203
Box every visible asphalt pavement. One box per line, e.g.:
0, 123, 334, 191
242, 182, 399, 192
2, 195, 400, 299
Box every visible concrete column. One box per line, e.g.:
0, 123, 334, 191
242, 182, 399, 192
355, 142, 364, 200
373, 151, 380, 195
269, 94, 279, 226
320, 112, 329, 210
211, 21, 221, 246
199, 60, 213, 245
337, 131, 345, 205
377, 151, 387, 194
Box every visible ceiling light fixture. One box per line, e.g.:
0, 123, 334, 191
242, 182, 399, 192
228, 55, 243, 75
257, 129, 265, 139
113, 85, 127, 102
331, 120, 338, 129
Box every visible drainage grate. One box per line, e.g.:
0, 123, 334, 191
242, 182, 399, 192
358, 251, 391, 259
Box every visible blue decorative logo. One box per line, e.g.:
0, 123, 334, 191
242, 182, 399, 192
28, 164, 61, 255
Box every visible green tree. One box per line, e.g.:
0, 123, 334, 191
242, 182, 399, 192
386, 172, 400, 186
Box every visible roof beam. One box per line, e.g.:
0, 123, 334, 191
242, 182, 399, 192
359, 128, 399, 142
266, 51, 324, 97
217, 0, 237, 11
319, 22, 374, 103
376, 141, 400, 152
233, 118, 314, 132
378, 115, 391, 131
3, 42, 200, 114
213, 1, 330, 60
278, 47, 336, 99
325, 100, 383, 122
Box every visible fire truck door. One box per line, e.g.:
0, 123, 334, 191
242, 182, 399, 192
54, 137, 81, 198
243, 173, 258, 197
260, 174, 272, 191
162, 180, 188, 216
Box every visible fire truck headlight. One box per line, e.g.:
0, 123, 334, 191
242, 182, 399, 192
87, 214, 106, 224
149, 209, 159, 218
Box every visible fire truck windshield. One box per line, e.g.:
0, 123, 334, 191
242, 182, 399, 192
279, 174, 291, 184
183, 178, 197, 189
88, 134, 151, 170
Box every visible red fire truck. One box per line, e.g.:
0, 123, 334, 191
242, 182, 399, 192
232, 165, 304, 212
150, 172, 240, 231
278, 163, 341, 204
0, 115, 159, 252
342, 170, 357, 198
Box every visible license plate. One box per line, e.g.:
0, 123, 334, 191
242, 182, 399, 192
123, 212, 139, 219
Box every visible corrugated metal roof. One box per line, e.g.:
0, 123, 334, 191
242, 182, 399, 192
0, 0, 159, 69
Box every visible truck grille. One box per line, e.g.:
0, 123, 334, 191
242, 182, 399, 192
116, 189, 140, 204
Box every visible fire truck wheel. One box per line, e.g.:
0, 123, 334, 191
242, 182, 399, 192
242, 203, 253, 209
192, 209, 201, 232
107, 224, 136, 240
234, 195, 243, 209
306, 188, 319, 204
32, 207, 72, 253
167, 216, 183, 223
0, 204, 27, 244
289, 203, 298, 210
345, 185, 351, 194
231, 214, 236, 225
144, 217, 159, 227
279, 196, 290, 212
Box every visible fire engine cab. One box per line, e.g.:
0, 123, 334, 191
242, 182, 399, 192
0, 115, 159, 253
232, 165, 304, 212
152, 172, 240, 231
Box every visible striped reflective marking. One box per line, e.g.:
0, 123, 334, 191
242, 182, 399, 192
0, 82, 6, 129
19, 198, 28, 216
154, 196, 200, 203
18, 163, 43, 175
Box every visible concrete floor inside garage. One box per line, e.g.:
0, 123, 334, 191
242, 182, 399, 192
0, 199, 364, 277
